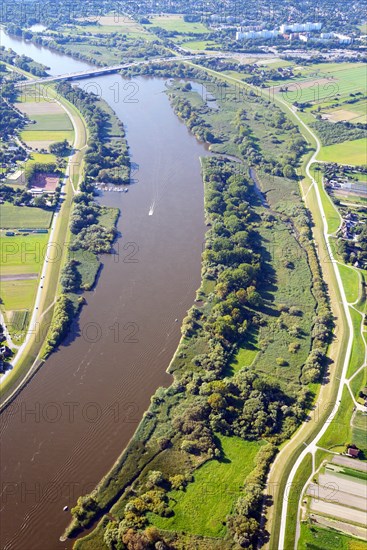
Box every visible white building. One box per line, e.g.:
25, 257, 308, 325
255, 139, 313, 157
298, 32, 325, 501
280, 22, 322, 33
236, 28, 278, 40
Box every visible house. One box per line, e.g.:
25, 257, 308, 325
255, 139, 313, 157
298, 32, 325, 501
347, 447, 360, 458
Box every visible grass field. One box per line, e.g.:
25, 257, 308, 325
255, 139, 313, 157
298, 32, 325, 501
347, 307, 365, 378
352, 411, 367, 455
0, 279, 38, 311
228, 327, 260, 375
30, 113, 73, 131
75, 15, 150, 37
21, 130, 74, 143
0, 203, 53, 230
318, 387, 354, 451
299, 523, 367, 550
0, 233, 50, 275
337, 263, 360, 303
318, 138, 367, 166
149, 436, 264, 537
277, 63, 367, 105
284, 453, 312, 550
181, 40, 219, 50
146, 15, 209, 34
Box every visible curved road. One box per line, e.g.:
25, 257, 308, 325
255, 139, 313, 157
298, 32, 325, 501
277, 102, 356, 549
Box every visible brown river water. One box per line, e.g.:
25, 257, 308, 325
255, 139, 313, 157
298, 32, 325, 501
0, 30, 208, 550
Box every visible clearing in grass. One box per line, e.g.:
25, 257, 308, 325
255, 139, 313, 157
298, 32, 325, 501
148, 435, 264, 538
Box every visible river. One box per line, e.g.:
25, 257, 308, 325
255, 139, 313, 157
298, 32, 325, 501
0, 29, 208, 550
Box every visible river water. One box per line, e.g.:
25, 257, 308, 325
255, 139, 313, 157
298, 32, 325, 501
0, 29, 208, 550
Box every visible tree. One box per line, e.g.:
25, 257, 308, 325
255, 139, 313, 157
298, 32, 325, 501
49, 139, 71, 156
283, 164, 296, 179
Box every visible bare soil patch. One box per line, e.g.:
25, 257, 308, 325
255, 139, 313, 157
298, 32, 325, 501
15, 102, 64, 116
310, 499, 367, 524
332, 456, 367, 472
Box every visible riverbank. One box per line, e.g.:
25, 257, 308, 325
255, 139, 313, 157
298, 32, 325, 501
181, 61, 361, 550
62, 71, 331, 550
0, 65, 89, 405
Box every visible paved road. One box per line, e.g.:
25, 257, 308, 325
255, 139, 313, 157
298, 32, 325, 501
0, 98, 81, 388
276, 101, 357, 550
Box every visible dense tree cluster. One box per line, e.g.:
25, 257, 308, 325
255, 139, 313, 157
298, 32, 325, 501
56, 82, 130, 184
0, 45, 48, 77
49, 139, 71, 156
311, 120, 367, 146
44, 295, 75, 356
171, 96, 215, 143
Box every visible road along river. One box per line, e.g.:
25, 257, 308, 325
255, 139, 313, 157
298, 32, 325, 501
0, 29, 209, 550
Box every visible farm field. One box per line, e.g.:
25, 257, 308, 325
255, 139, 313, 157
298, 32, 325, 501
0, 203, 53, 229
181, 39, 220, 51
16, 92, 74, 151
0, 233, 50, 275
318, 138, 367, 165
20, 130, 74, 143
146, 14, 210, 34
30, 113, 73, 131
299, 523, 367, 550
75, 15, 151, 37
302, 459, 367, 549
148, 436, 264, 538
323, 100, 367, 124
0, 279, 38, 312
276, 63, 367, 104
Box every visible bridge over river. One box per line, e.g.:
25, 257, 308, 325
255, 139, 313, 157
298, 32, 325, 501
15, 54, 224, 87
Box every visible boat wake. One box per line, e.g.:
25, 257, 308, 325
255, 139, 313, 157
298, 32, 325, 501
149, 201, 155, 216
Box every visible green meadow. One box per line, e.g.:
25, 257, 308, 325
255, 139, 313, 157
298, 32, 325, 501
0, 203, 53, 230
21, 130, 74, 143
147, 15, 209, 34
318, 138, 367, 165
30, 113, 73, 131
0, 279, 38, 311
0, 233, 50, 275
149, 436, 264, 538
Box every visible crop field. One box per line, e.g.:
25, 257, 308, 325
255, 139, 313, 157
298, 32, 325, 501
323, 100, 367, 124
299, 523, 367, 550
146, 15, 209, 34
276, 63, 367, 104
302, 458, 367, 549
21, 130, 74, 143
75, 15, 150, 37
30, 113, 73, 131
16, 93, 74, 150
149, 436, 264, 537
0, 203, 53, 230
318, 138, 367, 165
